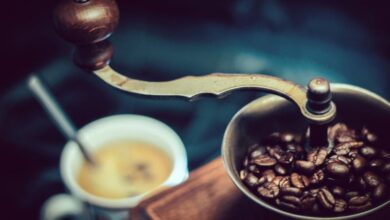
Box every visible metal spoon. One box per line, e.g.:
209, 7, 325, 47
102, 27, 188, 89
27, 74, 96, 166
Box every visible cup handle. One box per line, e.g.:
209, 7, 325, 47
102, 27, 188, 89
40, 193, 84, 220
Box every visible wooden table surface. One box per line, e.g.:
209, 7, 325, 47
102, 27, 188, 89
131, 157, 388, 220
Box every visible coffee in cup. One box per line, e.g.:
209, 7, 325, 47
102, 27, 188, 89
78, 140, 173, 199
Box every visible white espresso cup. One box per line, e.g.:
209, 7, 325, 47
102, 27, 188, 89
41, 114, 189, 220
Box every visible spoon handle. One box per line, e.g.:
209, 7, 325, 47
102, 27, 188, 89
27, 75, 96, 165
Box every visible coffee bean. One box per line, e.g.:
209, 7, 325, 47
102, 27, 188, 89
336, 131, 357, 143
272, 176, 283, 186
304, 191, 311, 197
244, 173, 259, 187
361, 127, 369, 136
274, 164, 287, 175
278, 152, 294, 165
326, 162, 350, 177
347, 141, 365, 149
262, 169, 276, 182
250, 150, 263, 159
310, 169, 325, 185
257, 176, 267, 186
331, 186, 345, 197
334, 199, 347, 213
360, 146, 377, 158
270, 148, 294, 165
348, 150, 359, 159
381, 162, 390, 173
334, 142, 364, 155
276, 198, 299, 210
281, 195, 301, 206
328, 123, 348, 142
329, 155, 351, 165
310, 188, 320, 197
243, 157, 249, 167
366, 133, 377, 143
336, 135, 355, 144
352, 155, 367, 172
362, 128, 377, 143
345, 191, 359, 200
295, 160, 316, 174
317, 188, 335, 209
280, 187, 302, 196
301, 194, 316, 211
281, 132, 295, 143
248, 164, 261, 174
249, 145, 267, 158
381, 150, 390, 160
258, 182, 280, 199
339, 156, 352, 165
267, 145, 282, 154
307, 147, 328, 166
334, 144, 351, 156
239, 169, 248, 180
286, 144, 298, 153
348, 201, 372, 211
369, 158, 384, 170
279, 176, 290, 188
373, 183, 386, 199
290, 173, 310, 189
363, 171, 381, 187
349, 195, 370, 205
252, 155, 277, 167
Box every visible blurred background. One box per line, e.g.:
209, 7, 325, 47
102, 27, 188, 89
1, 0, 389, 219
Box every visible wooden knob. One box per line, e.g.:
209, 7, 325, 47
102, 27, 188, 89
306, 77, 332, 114
53, 0, 119, 45
74, 40, 113, 70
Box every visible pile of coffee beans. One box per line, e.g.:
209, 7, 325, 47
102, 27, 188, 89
239, 123, 389, 216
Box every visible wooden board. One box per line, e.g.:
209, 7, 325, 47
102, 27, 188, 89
131, 157, 388, 220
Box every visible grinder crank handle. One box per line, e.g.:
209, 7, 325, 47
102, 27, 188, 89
52, 0, 336, 126
94, 65, 336, 124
